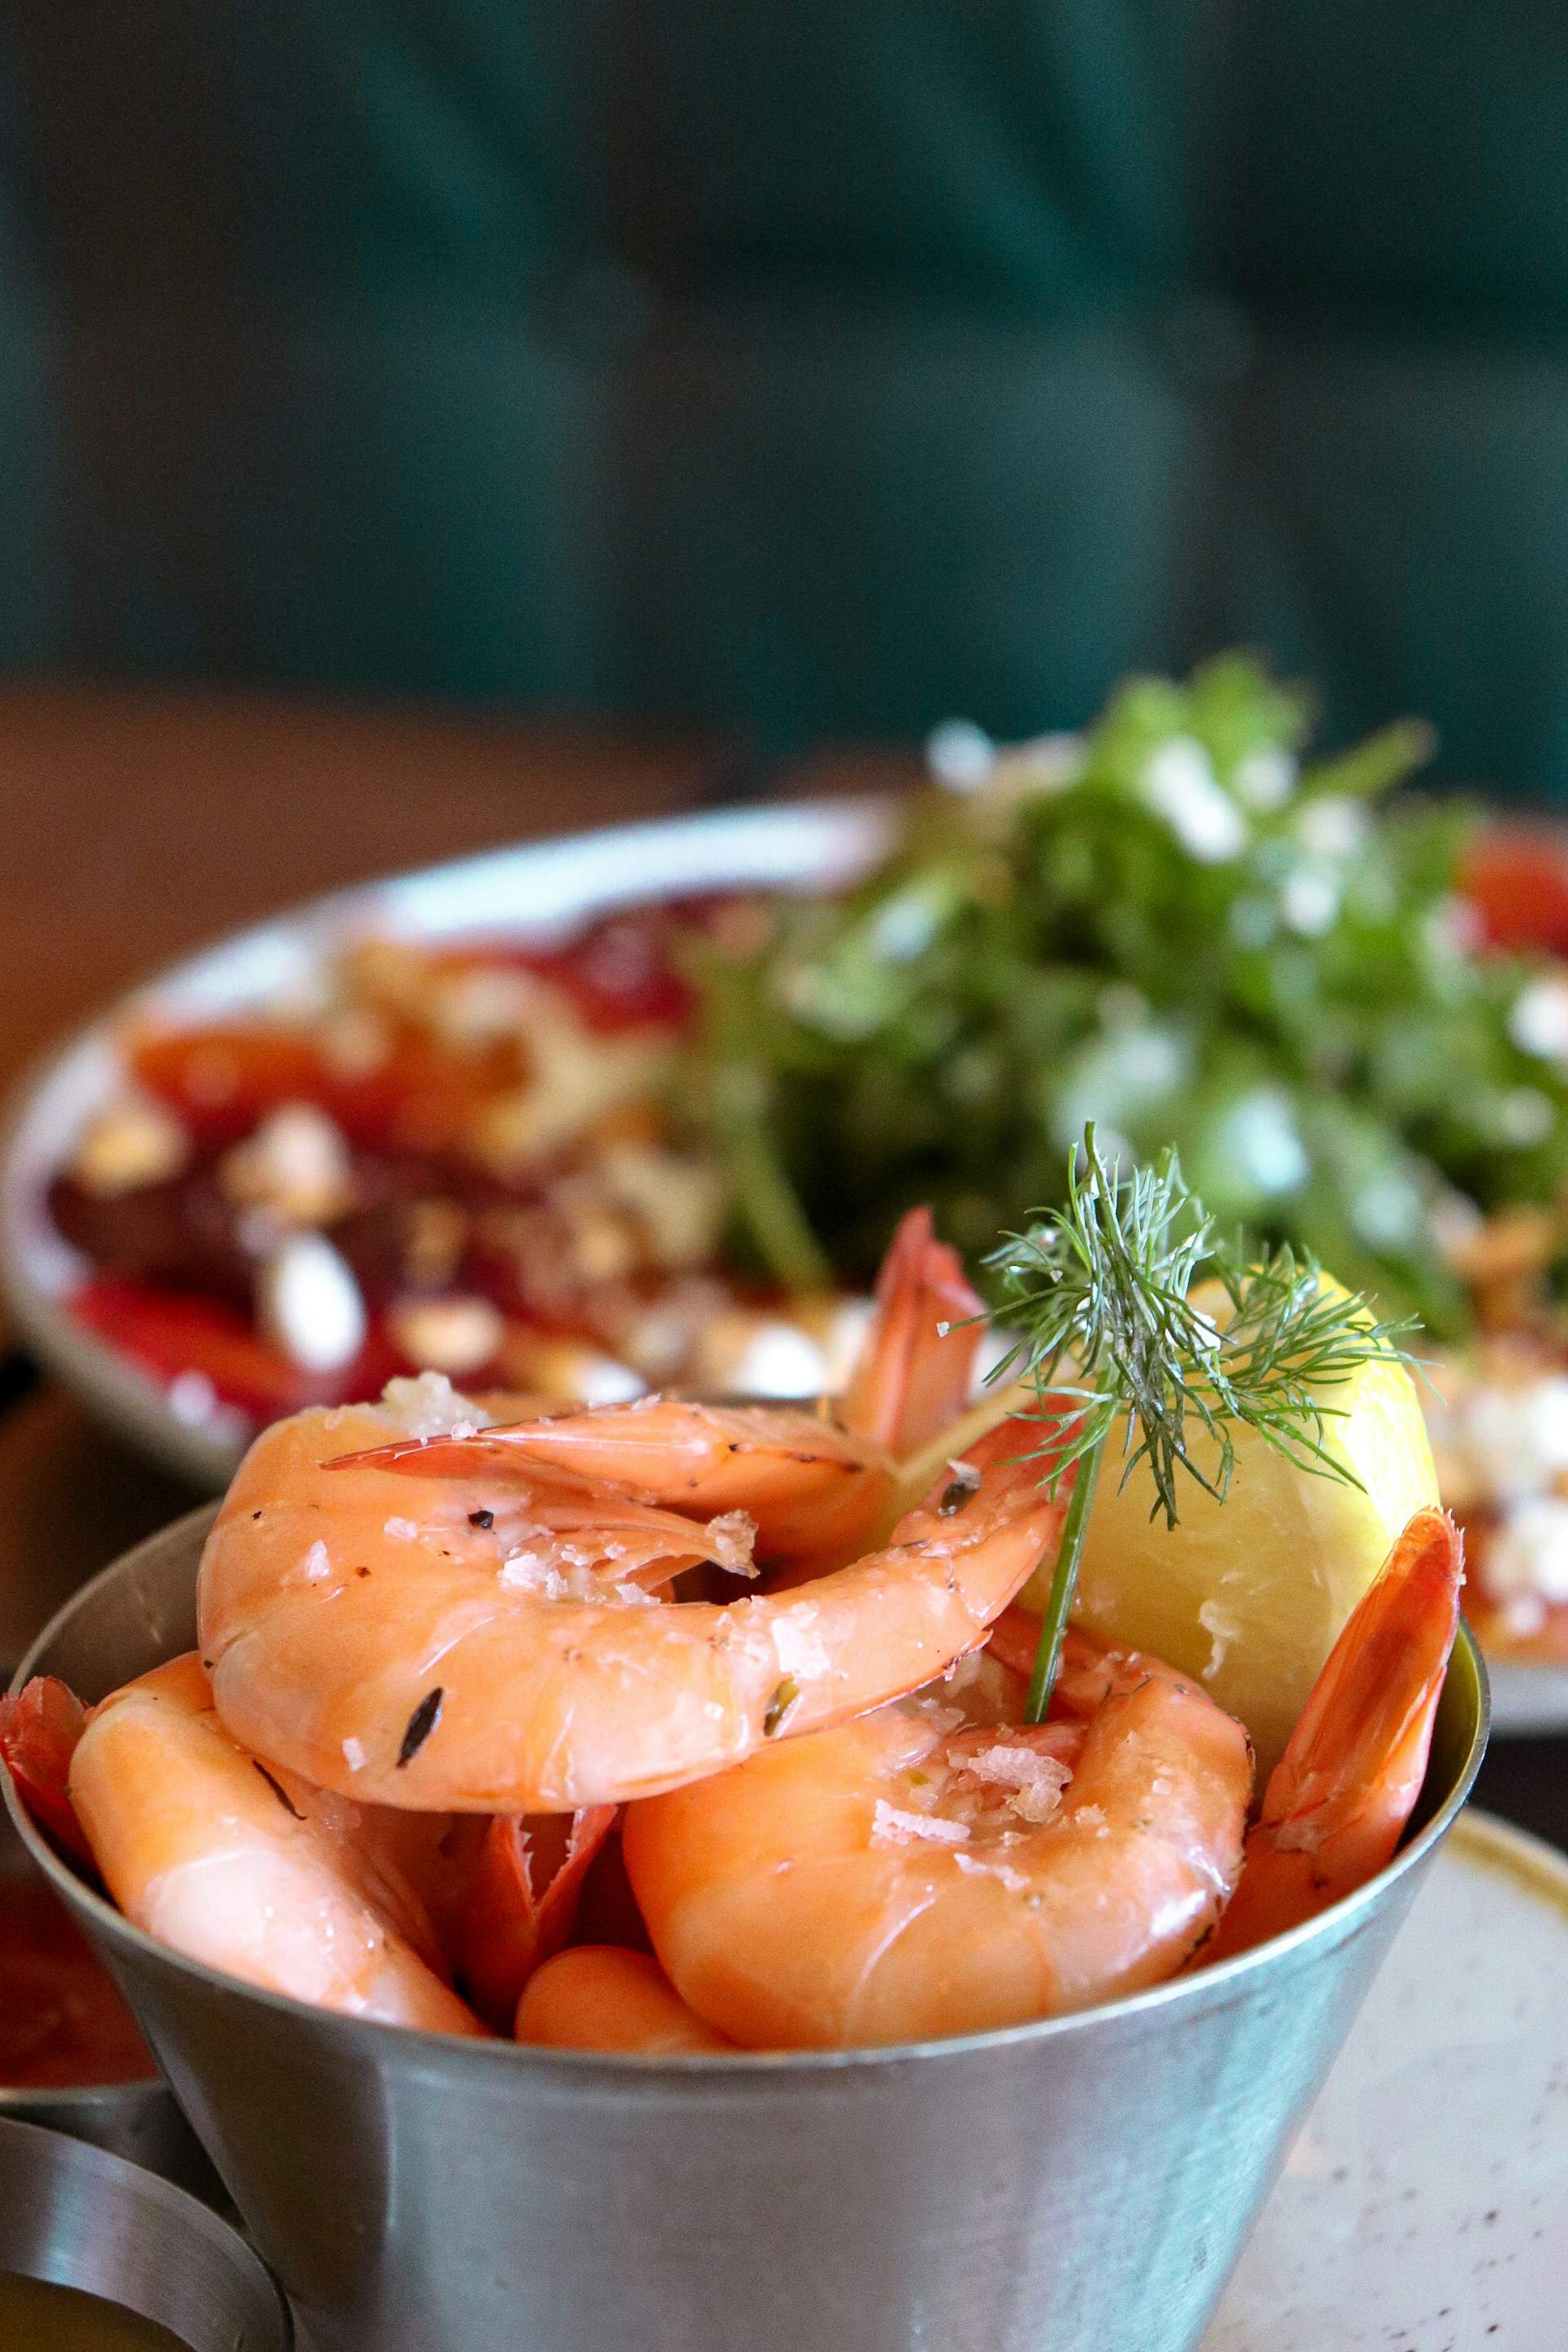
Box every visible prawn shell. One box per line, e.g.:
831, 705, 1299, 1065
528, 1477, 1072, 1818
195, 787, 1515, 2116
197, 1401, 1066, 1814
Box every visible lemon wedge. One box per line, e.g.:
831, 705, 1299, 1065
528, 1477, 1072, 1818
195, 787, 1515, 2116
1020, 1277, 1439, 1779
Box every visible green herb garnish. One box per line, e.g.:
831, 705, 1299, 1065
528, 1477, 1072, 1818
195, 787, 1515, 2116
685, 653, 1568, 1338
987, 1125, 1416, 1720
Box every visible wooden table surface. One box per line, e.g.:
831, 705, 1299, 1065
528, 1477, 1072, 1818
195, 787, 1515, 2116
0, 679, 1560, 1853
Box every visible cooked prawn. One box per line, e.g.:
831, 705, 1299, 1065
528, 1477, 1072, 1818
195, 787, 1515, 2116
517, 1945, 733, 2055
198, 1399, 1064, 1812
1204, 1508, 1462, 1961
621, 1624, 1252, 2047
55, 1655, 485, 2033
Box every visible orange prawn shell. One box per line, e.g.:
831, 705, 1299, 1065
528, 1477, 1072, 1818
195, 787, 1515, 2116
622, 1641, 1253, 2050
198, 1401, 1067, 1815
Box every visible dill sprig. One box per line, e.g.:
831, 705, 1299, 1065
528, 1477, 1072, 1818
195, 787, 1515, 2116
986, 1124, 1417, 1721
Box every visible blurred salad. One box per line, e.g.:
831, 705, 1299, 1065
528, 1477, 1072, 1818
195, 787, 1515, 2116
689, 654, 1568, 1337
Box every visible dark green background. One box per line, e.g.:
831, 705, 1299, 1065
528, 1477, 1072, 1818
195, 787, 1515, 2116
4, 3, 1568, 791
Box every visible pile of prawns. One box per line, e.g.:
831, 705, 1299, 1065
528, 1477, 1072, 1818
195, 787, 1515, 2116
2, 1211, 1460, 2053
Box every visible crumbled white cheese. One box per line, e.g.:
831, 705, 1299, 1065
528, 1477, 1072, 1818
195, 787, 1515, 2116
71, 1095, 190, 1196
430, 967, 537, 1049
508, 1337, 647, 1407
1280, 867, 1340, 938
387, 1294, 504, 1379
1428, 1370, 1568, 1505
466, 1017, 669, 1172
168, 1369, 220, 1426
1508, 976, 1568, 1066
1141, 738, 1247, 863
1232, 749, 1296, 811
1483, 1495, 1568, 1607
706, 1319, 828, 1401
221, 1102, 355, 1227
600, 1143, 725, 1272
926, 718, 996, 791
1294, 795, 1368, 863
257, 1232, 368, 1374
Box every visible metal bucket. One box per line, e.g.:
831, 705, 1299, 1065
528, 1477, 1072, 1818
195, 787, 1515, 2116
7, 1507, 1488, 2352
0, 2114, 290, 2348
0, 1786, 217, 2193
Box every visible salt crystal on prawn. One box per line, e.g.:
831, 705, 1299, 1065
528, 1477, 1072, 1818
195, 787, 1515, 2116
498, 1551, 565, 1597
384, 1518, 419, 1544
963, 1743, 1072, 1824
376, 1372, 495, 1442
341, 1738, 367, 1772
771, 1612, 831, 1685
301, 1540, 332, 1583
871, 1802, 971, 1849
707, 1510, 759, 1577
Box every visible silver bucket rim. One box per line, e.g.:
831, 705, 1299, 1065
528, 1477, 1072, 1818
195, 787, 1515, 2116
5, 1500, 1490, 2082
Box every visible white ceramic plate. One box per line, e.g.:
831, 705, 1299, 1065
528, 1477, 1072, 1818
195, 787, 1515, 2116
1484, 1663, 1568, 1739
1207, 1810, 1568, 2346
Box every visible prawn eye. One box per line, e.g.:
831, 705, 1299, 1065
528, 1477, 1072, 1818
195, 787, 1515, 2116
938, 1468, 981, 1516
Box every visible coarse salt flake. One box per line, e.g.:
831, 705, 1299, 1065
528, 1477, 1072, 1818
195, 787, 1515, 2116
964, 1743, 1072, 1824
871, 1802, 971, 1849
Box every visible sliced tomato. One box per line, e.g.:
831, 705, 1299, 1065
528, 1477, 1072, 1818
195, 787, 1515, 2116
72, 1276, 406, 1423
445, 905, 701, 1034
1464, 830, 1568, 956
128, 1023, 502, 1155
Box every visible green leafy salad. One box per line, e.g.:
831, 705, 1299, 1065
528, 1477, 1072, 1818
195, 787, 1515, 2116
688, 654, 1568, 1337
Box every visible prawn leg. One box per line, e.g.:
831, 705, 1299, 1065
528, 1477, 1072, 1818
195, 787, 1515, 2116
453, 1805, 616, 2029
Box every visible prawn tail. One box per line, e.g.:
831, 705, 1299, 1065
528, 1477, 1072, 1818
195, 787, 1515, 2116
840, 1206, 987, 1455
0, 1675, 95, 1867
452, 1804, 617, 2029
1204, 1508, 1462, 1962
